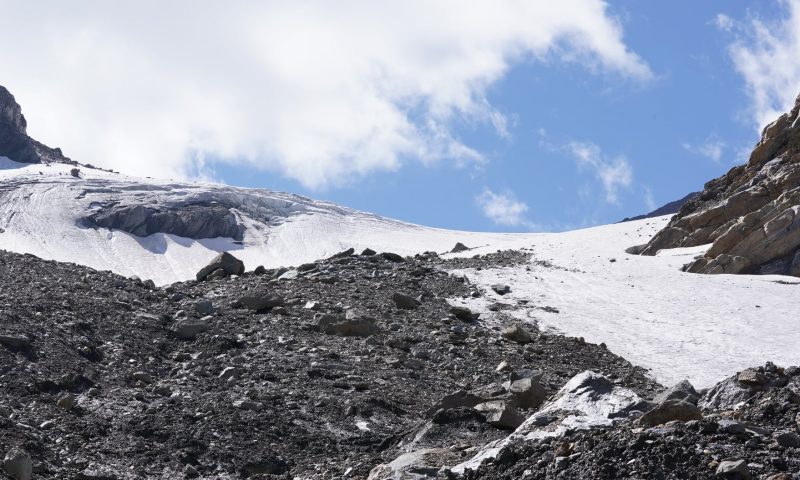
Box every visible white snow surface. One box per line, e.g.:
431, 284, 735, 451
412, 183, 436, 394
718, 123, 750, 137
1, 158, 799, 388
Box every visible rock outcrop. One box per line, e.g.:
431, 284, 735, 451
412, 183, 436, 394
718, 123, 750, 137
84, 202, 245, 241
0, 85, 72, 165
641, 92, 800, 277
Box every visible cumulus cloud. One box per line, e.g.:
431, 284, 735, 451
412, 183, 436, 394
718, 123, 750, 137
681, 137, 726, 163
476, 189, 532, 228
723, 0, 800, 131
0, 1, 650, 188
566, 142, 633, 204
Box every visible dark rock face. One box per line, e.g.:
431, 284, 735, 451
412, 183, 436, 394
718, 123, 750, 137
84, 202, 245, 241
641, 92, 800, 277
0, 85, 39, 164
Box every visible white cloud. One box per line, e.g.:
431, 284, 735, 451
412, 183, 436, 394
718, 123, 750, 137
714, 13, 735, 32
681, 137, 726, 163
725, 0, 800, 131
0, 1, 650, 188
476, 189, 532, 228
566, 142, 633, 204
642, 186, 657, 211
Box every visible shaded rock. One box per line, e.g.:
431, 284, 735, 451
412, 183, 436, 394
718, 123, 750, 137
715, 459, 750, 479
0, 333, 29, 350
391, 292, 420, 310
237, 292, 285, 311
449, 305, 479, 321
172, 317, 210, 340
57, 392, 76, 410
380, 252, 405, 263
654, 379, 699, 404
0, 86, 40, 164
194, 300, 215, 315
426, 390, 485, 418
316, 314, 379, 337
638, 399, 702, 426
491, 284, 510, 295
3, 448, 32, 480
360, 248, 376, 256
501, 324, 532, 344
775, 430, 800, 447
481, 402, 525, 430
450, 242, 469, 253
196, 252, 245, 281
509, 377, 546, 410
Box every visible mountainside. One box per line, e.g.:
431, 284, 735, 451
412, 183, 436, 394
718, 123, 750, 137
2, 85, 800, 479
641, 92, 800, 277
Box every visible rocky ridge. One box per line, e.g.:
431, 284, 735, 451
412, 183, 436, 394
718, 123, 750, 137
641, 92, 800, 277
0, 86, 72, 165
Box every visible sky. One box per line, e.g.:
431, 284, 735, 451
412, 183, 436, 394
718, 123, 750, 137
1, 0, 800, 232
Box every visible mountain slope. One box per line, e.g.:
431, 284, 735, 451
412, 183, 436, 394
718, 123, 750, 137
641, 92, 800, 277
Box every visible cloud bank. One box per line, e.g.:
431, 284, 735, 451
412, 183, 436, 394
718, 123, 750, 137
723, 0, 800, 131
0, 1, 649, 188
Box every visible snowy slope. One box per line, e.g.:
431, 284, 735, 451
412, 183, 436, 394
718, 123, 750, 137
1, 157, 799, 388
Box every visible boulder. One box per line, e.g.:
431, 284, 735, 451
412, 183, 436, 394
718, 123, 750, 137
509, 377, 546, 410
491, 284, 511, 295
196, 252, 245, 281
0, 333, 29, 350
3, 448, 32, 480
391, 292, 420, 310
449, 305, 479, 322
653, 379, 699, 404
450, 242, 469, 253
237, 292, 284, 311
172, 317, 210, 340
715, 459, 750, 479
638, 399, 702, 426
501, 324, 532, 344
315, 313, 380, 338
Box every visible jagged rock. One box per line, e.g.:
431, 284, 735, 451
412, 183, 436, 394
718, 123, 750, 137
715, 459, 750, 479
450, 242, 469, 253
480, 402, 525, 430
501, 324, 532, 344
237, 292, 285, 311
196, 252, 245, 281
654, 379, 700, 404
391, 292, 420, 310
638, 399, 702, 426
0, 86, 39, 164
774, 431, 800, 447
641, 92, 800, 277
453, 371, 647, 473
3, 448, 32, 480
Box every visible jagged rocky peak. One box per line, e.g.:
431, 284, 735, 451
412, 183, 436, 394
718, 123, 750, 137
0, 84, 72, 165
641, 91, 800, 277
0, 84, 39, 163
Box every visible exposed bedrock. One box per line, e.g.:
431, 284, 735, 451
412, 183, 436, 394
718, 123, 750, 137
641, 92, 800, 277
83, 202, 245, 241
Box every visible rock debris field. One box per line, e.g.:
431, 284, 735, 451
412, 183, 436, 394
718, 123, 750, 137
1, 247, 799, 479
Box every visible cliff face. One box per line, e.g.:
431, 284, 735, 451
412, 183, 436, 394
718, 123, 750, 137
0, 85, 39, 163
641, 93, 800, 277
0, 85, 72, 164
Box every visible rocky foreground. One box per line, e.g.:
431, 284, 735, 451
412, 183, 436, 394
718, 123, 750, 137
1, 247, 799, 479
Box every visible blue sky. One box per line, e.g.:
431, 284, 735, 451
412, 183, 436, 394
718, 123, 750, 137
3, 1, 800, 232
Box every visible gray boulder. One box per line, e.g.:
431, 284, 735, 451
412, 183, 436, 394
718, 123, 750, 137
196, 252, 245, 281
638, 399, 702, 426
653, 379, 699, 404
237, 292, 284, 311
715, 459, 750, 479
391, 292, 420, 310
3, 448, 32, 480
